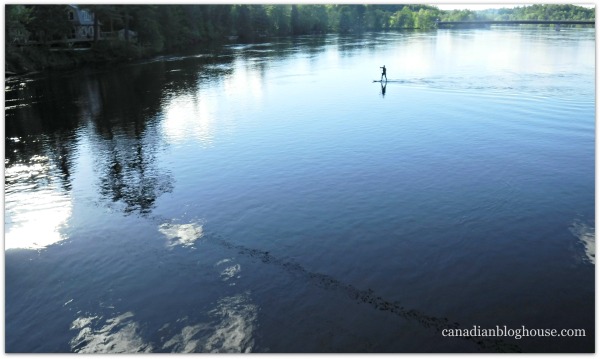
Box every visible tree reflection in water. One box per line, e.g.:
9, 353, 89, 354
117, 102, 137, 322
5, 51, 240, 218
85, 65, 176, 215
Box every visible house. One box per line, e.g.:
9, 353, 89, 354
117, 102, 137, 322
67, 5, 97, 41
8, 5, 103, 46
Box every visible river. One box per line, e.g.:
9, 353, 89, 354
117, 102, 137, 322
5, 27, 595, 352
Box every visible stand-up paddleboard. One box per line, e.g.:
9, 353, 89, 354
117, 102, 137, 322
373, 80, 406, 83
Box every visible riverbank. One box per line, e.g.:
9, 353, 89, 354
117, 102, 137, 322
5, 37, 247, 77
5, 40, 147, 76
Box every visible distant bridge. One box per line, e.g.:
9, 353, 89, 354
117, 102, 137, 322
437, 20, 595, 28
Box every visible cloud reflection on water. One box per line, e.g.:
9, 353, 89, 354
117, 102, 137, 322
69, 291, 257, 353
69, 312, 152, 353
163, 292, 257, 353
569, 220, 595, 264
216, 258, 242, 284
158, 222, 204, 247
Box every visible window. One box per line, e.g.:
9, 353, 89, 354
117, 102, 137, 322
69, 11, 74, 20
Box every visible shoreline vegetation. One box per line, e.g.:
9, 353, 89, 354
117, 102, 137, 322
5, 4, 594, 75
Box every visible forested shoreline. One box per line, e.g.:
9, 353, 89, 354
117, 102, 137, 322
5, 4, 595, 74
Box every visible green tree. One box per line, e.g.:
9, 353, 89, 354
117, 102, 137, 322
27, 5, 72, 44
128, 6, 164, 51
338, 5, 358, 33
251, 5, 271, 36
233, 5, 253, 40
414, 8, 438, 28
365, 7, 392, 30
6, 5, 32, 45
293, 5, 329, 34
267, 5, 291, 35
291, 5, 302, 35
389, 6, 414, 29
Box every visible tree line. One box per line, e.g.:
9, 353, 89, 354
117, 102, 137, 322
5, 4, 594, 72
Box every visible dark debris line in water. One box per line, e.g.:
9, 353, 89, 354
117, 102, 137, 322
206, 233, 522, 353
107, 207, 522, 353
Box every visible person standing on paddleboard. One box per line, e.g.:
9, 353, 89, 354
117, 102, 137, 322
380, 65, 387, 81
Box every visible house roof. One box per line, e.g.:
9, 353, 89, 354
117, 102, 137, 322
68, 5, 94, 26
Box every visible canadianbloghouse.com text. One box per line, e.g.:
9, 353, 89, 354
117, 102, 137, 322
442, 325, 586, 340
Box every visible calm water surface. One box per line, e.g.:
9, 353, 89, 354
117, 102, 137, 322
5, 28, 595, 352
